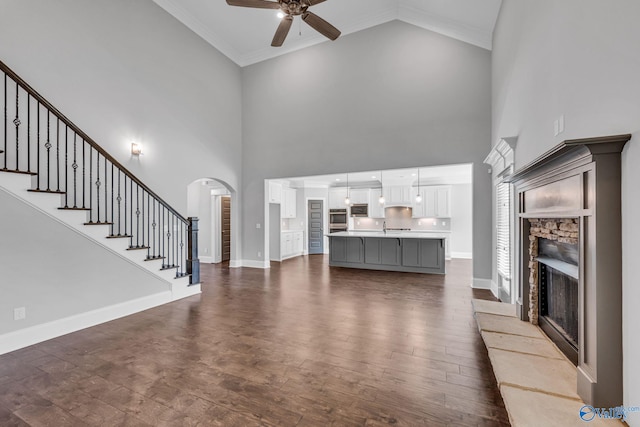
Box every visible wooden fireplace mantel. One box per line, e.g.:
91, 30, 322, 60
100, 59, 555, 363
508, 133, 631, 408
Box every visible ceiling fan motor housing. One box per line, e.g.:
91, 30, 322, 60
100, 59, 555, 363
280, 0, 309, 16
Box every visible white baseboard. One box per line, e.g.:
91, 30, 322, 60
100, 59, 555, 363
0, 291, 173, 356
451, 251, 473, 259
471, 277, 493, 290
490, 280, 499, 299
230, 259, 270, 269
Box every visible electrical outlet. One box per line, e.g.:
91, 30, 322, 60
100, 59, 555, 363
256, 223, 261, 229
375, 221, 379, 225
257, 251, 262, 258
14, 307, 26, 320
204, 247, 208, 254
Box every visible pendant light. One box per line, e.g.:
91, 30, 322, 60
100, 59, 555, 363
378, 170, 385, 205
344, 173, 350, 205
415, 168, 422, 203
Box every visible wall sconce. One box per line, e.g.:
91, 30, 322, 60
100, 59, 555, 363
131, 142, 143, 156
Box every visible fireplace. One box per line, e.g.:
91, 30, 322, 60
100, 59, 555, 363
535, 232, 579, 364
507, 134, 630, 408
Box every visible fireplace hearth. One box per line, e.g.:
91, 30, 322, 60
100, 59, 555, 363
507, 134, 630, 408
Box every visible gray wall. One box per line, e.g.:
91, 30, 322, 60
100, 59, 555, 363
242, 21, 493, 280
492, 1, 640, 423
0, 190, 169, 335
0, 0, 243, 213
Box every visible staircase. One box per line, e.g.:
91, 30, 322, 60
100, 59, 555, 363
0, 59, 200, 300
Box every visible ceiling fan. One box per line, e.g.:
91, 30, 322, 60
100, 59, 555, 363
226, 0, 341, 47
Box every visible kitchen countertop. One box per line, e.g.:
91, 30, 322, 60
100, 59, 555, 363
353, 229, 451, 234
327, 231, 446, 239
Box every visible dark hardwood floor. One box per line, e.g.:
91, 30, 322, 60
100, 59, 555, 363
0, 256, 509, 426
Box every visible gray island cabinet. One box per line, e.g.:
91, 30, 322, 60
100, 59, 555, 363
327, 231, 445, 274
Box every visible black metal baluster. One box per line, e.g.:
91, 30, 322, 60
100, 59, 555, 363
111, 163, 114, 235
180, 222, 184, 276
168, 212, 172, 268
27, 94, 30, 173
146, 193, 150, 258
64, 125, 68, 207
104, 157, 107, 223
36, 103, 40, 189
135, 184, 140, 247
152, 199, 157, 259
81, 139, 85, 208
117, 171, 122, 235
124, 174, 127, 237
161, 205, 165, 267
72, 134, 77, 208
3, 74, 7, 170
45, 111, 51, 191
130, 178, 133, 246
95, 152, 100, 222
14, 81, 20, 171
56, 117, 60, 191
88, 147, 92, 222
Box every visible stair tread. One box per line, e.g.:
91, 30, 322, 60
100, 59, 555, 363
106, 234, 132, 239
0, 168, 38, 176
144, 256, 165, 261
127, 246, 150, 251
28, 189, 66, 194
59, 207, 91, 211
84, 221, 113, 226
160, 265, 178, 271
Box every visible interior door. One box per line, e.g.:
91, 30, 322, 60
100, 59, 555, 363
221, 196, 231, 262
308, 200, 324, 254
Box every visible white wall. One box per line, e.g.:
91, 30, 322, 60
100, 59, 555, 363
450, 183, 473, 258
0, 190, 170, 338
242, 21, 493, 281
492, 1, 640, 423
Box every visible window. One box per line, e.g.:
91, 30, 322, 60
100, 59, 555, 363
496, 181, 511, 278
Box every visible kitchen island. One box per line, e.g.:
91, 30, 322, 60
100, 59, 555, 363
327, 231, 445, 274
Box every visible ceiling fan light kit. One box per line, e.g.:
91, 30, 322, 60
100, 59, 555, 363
226, 0, 341, 47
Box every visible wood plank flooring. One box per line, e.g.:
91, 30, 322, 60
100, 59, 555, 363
0, 256, 509, 426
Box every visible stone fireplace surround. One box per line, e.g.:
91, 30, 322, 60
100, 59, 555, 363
507, 134, 630, 408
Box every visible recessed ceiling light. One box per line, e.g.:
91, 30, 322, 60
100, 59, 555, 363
411, 173, 417, 176
371, 175, 376, 179
335, 178, 341, 181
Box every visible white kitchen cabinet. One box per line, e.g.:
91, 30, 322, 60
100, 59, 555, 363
368, 190, 385, 218
436, 187, 450, 217
268, 181, 282, 204
383, 185, 412, 206
329, 188, 348, 209
349, 189, 370, 205
281, 187, 297, 218
412, 186, 451, 218
281, 230, 304, 260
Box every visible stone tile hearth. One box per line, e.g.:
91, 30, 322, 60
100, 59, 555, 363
472, 299, 623, 427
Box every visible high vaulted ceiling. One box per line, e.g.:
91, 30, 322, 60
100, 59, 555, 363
153, 0, 502, 67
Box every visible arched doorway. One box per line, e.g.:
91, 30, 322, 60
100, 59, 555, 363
187, 178, 237, 265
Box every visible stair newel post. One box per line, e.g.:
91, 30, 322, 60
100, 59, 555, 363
187, 217, 200, 285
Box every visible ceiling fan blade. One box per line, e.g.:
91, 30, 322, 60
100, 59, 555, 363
226, 0, 281, 9
272, 15, 293, 47
302, 11, 341, 41
306, 0, 327, 5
